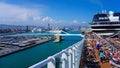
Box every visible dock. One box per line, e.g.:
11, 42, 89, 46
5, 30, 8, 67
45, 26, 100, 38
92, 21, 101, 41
0, 37, 52, 57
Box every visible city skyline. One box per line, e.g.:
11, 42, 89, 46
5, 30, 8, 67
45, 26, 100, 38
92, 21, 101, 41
0, 0, 120, 26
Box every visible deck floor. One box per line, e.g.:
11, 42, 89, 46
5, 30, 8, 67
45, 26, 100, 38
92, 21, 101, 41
95, 49, 111, 68
82, 33, 112, 68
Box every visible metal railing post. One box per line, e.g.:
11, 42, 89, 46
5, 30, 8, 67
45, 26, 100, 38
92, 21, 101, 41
47, 57, 55, 68
61, 51, 68, 68
72, 47, 75, 68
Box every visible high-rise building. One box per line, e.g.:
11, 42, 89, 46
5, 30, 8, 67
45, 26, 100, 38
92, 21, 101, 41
26, 26, 29, 32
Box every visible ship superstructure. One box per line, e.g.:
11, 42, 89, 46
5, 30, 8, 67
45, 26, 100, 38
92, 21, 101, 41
90, 11, 120, 36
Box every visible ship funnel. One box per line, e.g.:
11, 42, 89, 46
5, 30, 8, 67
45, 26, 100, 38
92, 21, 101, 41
109, 11, 114, 16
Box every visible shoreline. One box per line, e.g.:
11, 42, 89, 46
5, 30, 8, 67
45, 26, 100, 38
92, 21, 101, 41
0, 38, 52, 57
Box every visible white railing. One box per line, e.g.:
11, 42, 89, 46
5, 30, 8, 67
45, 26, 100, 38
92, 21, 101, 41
29, 38, 84, 68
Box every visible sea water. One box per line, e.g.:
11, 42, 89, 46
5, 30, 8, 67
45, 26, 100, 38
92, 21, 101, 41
0, 31, 83, 68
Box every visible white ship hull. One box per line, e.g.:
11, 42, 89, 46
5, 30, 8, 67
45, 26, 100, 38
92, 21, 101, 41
48, 30, 62, 34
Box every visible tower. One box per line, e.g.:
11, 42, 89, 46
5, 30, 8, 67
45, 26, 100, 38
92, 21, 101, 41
26, 26, 29, 32
48, 23, 50, 30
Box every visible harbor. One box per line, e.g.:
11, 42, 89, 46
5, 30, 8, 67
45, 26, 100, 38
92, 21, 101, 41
0, 31, 83, 68
0, 36, 52, 57
0, 0, 120, 68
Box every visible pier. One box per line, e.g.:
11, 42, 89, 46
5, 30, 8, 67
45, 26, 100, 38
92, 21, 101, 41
0, 37, 52, 57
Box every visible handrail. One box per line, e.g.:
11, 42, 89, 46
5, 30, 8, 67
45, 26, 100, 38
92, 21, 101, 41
29, 38, 84, 68
110, 60, 120, 67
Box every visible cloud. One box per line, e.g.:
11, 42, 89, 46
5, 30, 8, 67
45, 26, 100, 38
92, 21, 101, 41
33, 16, 41, 21
73, 20, 78, 24
33, 16, 56, 24
0, 2, 85, 27
41, 16, 55, 23
0, 2, 60, 25
80, 21, 89, 27
0, 2, 42, 25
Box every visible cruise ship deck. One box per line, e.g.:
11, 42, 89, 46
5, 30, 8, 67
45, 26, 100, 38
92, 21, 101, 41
83, 32, 120, 68
83, 33, 111, 68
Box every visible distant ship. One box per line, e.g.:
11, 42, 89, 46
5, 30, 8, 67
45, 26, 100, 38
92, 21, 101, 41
90, 10, 120, 36
48, 30, 62, 34
31, 28, 42, 33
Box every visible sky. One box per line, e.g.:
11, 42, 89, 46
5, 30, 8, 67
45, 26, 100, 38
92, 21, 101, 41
0, 0, 120, 27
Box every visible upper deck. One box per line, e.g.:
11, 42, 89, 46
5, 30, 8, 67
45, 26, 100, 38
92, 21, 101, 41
83, 32, 120, 68
90, 11, 120, 35
92, 11, 120, 24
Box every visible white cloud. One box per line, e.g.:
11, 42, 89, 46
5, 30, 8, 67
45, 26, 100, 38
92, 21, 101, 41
0, 2, 59, 25
33, 16, 41, 21
73, 20, 78, 24
0, 2, 42, 25
80, 21, 89, 27
0, 2, 82, 26
32, 16, 56, 24
41, 16, 55, 23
